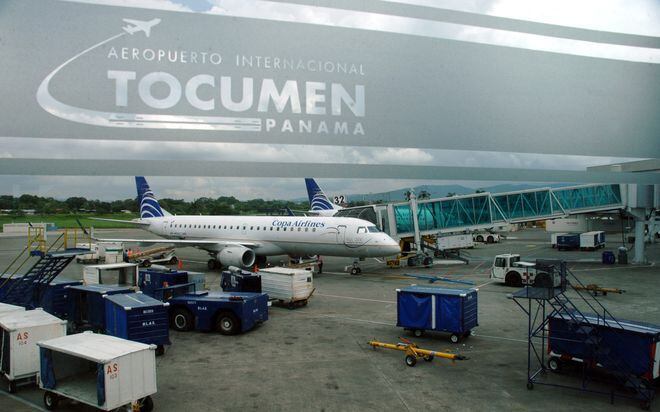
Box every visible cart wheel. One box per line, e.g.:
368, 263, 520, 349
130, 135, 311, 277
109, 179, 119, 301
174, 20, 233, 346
137, 396, 154, 412
422, 256, 433, 267
216, 311, 240, 335
350, 267, 360, 276
450, 334, 460, 344
7, 380, 16, 393
43, 391, 59, 410
547, 357, 561, 372
413, 329, 423, 338
155, 345, 165, 357
405, 355, 417, 367
170, 308, 193, 332
423, 355, 434, 362
526, 382, 534, 390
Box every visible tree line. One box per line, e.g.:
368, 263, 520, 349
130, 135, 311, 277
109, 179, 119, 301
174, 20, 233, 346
0, 194, 309, 216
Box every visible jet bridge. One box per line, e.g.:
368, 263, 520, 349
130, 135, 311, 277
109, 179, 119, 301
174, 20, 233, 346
335, 183, 624, 241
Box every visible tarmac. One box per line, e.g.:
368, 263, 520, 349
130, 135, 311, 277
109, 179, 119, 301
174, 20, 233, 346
0, 228, 658, 411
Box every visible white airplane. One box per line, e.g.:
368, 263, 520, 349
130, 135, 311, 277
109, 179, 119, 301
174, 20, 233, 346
122, 18, 161, 37
304, 178, 344, 217
94, 177, 400, 274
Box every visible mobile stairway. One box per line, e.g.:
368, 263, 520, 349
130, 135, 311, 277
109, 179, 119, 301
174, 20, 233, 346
0, 227, 90, 308
511, 260, 656, 409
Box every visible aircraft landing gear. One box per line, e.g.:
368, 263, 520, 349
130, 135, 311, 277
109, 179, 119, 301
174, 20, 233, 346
349, 260, 362, 276
207, 258, 221, 270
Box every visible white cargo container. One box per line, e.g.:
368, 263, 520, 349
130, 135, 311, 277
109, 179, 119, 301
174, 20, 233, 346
0, 302, 25, 315
436, 234, 474, 250
580, 231, 606, 250
258, 267, 314, 307
76, 242, 124, 264
83, 263, 139, 288
0, 309, 66, 392
38, 332, 156, 411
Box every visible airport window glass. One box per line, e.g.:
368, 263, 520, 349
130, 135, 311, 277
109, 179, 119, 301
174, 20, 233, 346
256, 227, 259, 230
243, 226, 246, 230
213, 225, 216, 229
270, 227, 273, 231
277, 227, 280, 231
367, 226, 380, 233
494, 257, 506, 267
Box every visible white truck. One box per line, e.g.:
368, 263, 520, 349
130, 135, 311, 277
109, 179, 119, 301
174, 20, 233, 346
473, 232, 501, 244
490, 254, 539, 287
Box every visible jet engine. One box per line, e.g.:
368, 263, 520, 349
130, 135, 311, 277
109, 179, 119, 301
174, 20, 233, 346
218, 246, 256, 268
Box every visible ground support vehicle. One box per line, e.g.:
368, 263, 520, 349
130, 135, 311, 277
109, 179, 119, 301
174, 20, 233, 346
167, 290, 268, 335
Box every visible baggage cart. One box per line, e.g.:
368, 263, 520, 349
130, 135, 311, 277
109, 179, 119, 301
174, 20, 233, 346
557, 233, 580, 251
104, 293, 170, 356
397, 286, 478, 343
38, 332, 156, 411
548, 312, 660, 382
0, 302, 24, 316
35, 278, 82, 319
67, 285, 134, 333
0, 309, 66, 392
221, 267, 262, 293
83, 263, 139, 288
168, 290, 268, 335
258, 266, 314, 308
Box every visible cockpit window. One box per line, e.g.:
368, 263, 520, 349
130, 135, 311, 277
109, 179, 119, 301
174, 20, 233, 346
357, 227, 367, 234
367, 226, 380, 233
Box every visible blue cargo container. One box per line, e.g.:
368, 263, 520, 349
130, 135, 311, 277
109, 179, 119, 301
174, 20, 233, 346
167, 290, 268, 335
221, 269, 262, 293
104, 292, 170, 356
66, 285, 133, 332
557, 234, 580, 251
35, 279, 82, 318
548, 312, 660, 381
397, 286, 478, 343
138, 269, 190, 299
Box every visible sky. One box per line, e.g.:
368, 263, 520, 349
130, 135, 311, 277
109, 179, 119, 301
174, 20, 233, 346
1, 0, 657, 201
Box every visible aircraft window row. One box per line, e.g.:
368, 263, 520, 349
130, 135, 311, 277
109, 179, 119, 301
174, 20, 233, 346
167, 223, 316, 232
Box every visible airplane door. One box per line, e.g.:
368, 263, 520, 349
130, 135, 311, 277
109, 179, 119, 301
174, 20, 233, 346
161, 220, 170, 235
336, 225, 346, 244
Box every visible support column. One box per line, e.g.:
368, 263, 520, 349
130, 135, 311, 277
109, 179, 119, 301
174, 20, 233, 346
633, 219, 646, 264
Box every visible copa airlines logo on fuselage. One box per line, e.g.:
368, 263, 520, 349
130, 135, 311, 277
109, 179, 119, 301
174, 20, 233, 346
36, 18, 366, 136
272, 219, 325, 228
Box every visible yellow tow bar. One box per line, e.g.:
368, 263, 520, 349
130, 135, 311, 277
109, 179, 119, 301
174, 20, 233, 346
368, 337, 468, 367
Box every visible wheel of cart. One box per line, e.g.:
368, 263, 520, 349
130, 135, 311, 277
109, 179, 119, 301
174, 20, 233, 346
43, 391, 59, 410
412, 329, 424, 338
547, 356, 562, 372
405, 355, 417, 367
449, 333, 460, 344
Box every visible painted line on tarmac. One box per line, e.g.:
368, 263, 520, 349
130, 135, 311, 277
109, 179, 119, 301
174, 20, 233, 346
0, 391, 46, 411
570, 262, 655, 272
318, 314, 393, 326
476, 279, 497, 288
473, 333, 527, 344
315, 293, 395, 304
182, 259, 209, 264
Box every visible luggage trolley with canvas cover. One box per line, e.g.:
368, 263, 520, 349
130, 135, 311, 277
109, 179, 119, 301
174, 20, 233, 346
0, 309, 66, 393
38, 332, 156, 411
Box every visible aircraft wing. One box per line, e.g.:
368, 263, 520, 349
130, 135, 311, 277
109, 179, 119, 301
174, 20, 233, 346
89, 217, 151, 226
92, 236, 259, 249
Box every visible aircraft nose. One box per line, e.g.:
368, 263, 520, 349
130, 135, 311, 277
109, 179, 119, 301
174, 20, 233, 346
383, 236, 401, 255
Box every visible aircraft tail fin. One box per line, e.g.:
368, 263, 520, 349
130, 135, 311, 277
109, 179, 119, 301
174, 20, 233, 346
135, 176, 171, 218
305, 178, 337, 211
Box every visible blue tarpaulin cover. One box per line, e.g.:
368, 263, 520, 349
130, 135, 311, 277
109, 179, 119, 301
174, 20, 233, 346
397, 293, 432, 329
397, 286, 478, 334
39, 348, 56, 389
97, 363, 105, 406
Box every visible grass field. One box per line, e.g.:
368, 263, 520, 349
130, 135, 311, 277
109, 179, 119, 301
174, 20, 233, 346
0, 213, 140, 231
